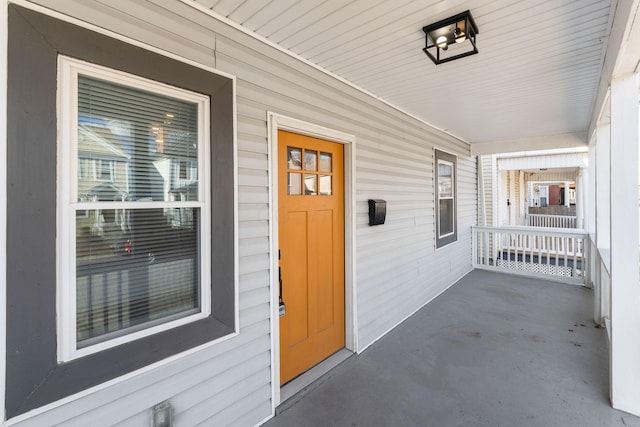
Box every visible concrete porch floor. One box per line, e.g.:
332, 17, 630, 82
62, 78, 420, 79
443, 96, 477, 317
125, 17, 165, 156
264, 270, 640, 427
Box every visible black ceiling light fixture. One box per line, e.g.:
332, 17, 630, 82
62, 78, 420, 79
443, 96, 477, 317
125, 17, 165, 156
423, 10, 479, 65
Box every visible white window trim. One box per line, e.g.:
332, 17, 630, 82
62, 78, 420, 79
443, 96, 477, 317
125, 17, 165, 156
437, 158, 456, 239
57, 55, 211, 362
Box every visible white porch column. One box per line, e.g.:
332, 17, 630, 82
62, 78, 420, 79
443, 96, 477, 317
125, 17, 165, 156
609, 72, 640, 416
518, 170, 526, 225
586, 142, 599, 318
564, 181, 571, 207
508, 170, 516, 225
478, 156, 486, 226
498, 170, 508, 227
576, 168, 584, 229
595, 125, 610, 325
587, 145, 596, 237
596, 125, 611, 251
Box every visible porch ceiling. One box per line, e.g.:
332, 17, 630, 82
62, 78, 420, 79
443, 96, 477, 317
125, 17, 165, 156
196, 0, 615, 148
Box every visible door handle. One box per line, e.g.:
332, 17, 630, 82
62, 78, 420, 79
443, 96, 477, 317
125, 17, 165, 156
278, 265, 286, 317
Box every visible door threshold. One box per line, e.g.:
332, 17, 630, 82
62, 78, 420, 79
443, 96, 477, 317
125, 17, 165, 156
278, 348, 353, 411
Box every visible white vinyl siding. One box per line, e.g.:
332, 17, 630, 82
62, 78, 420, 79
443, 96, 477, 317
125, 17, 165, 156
15, 1, 475, 425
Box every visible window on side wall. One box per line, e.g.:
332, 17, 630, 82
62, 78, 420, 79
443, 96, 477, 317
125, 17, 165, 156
435, 149, 457, 248
58, 56, 212, 360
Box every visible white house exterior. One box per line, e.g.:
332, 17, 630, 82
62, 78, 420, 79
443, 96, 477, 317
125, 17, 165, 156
1, 1, 640, 426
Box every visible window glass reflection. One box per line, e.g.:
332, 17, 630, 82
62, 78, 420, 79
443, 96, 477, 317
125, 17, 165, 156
304, 174, 317, 195
287, 147, 302, 170
76, 207, 200, 344
77, 75, 199, 204
288, 172, 302, 195
438, 161, 453, 198
319, 175, 332, 195
305, 150, 317, 171
320, 152, 332, 172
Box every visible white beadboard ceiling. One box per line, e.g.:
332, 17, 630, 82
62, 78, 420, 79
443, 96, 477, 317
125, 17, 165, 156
195, 0, 614, 146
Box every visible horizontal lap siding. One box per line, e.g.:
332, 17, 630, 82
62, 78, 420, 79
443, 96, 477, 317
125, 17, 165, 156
357, 137, 476, 348
17, 1, 476, 425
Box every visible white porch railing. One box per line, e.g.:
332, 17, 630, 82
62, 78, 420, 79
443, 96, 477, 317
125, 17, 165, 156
472, 226, 588, 285
526, 213, 577, 228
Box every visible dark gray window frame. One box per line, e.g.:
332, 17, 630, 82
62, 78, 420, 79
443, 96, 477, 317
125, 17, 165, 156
7, 5, 236, 417
435, 149, 458, 248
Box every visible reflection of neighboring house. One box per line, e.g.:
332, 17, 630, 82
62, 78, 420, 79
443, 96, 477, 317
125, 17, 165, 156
76, 124, 132, 258
78, 124, 130, 200
154, 157, 197, 201
154, 158, 198, 228
77, 122, 199, 253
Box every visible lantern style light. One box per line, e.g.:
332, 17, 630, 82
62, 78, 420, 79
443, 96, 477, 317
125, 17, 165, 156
423, 10, 479, 65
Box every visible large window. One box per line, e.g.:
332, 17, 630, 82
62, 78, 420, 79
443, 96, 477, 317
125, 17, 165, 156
7, 6, 235, 417
58, 57, 211, 360
435, 149, 457, 248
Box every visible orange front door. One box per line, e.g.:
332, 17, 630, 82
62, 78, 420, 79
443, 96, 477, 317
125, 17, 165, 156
278, 130, 345, 385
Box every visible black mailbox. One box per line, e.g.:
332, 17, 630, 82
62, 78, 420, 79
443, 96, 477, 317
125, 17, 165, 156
368, 199, 386, 226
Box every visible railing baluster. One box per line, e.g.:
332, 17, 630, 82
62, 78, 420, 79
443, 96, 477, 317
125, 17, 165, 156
484, 231, 488, 265
118, 270, 124, 328
537, 235, 542, 268
507, 233, 513, 268
502, 233, 509, 268
563, 237, 569, 276
87, 274, 94, 335
503, 232, 507, 269
483, 229, 489, 266
529, 232, 534, 266
553, 236, 560, 270
571, 238, 580, 277
515, 233, 520, 270
102, 272, 109, 333
547, 236, 552, 274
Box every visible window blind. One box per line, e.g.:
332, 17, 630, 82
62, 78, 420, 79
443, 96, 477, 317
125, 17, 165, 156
75, 74, 203, 347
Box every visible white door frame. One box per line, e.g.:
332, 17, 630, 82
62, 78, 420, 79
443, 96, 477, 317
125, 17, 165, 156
267, 112, 357, 410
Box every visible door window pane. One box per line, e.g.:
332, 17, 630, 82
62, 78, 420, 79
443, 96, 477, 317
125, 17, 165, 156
320, 175, 332, 195
305, 150, 317, 171
319, 152, 332, 172
304, 174, 317, 195
288, 147, 302, 170
288, 172, 302, 195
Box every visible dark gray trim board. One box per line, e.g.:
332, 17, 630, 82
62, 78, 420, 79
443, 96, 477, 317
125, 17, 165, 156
7, 5, 235, 417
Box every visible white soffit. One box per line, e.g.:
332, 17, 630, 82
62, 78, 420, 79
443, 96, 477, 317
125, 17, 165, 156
197, 0, 614, 147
